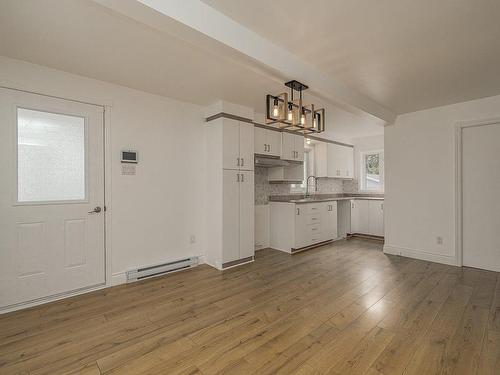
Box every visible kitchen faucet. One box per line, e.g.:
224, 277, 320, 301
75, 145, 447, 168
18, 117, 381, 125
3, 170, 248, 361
305, 175, 318, 198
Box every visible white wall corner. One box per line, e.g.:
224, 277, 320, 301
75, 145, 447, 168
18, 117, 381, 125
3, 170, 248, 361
383, 244, 458, 267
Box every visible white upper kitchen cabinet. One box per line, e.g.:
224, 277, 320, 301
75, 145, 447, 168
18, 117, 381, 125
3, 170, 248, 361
341, 145, 354, 178
221, 118, 254, 170
254, 126, 281, 157
314, 141, 354, 178
281, 132, 304, 161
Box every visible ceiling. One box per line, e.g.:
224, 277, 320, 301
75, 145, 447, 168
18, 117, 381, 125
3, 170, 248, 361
202, 0, 500, 114
0, 0, 383, 142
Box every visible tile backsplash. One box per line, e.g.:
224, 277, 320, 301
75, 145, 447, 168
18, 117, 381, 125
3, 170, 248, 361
255, 167, 359, 205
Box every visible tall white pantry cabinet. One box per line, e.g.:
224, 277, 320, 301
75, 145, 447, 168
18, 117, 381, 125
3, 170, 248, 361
205, 117, 255, 269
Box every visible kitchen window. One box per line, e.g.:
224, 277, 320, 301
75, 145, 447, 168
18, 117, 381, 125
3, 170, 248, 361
360, 150, 384, 192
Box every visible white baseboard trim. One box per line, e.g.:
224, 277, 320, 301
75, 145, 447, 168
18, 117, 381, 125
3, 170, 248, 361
1, 253, 207, 314
110, 272, 127, 286
0, 282, 108, 314
383, 244, 458, 266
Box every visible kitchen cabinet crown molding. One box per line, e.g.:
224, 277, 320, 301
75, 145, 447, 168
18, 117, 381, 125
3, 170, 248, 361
207, 112, 353, 148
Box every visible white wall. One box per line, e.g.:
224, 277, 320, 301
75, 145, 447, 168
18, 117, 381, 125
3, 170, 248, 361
385, 94, 500, 265
0, 56, 206, 283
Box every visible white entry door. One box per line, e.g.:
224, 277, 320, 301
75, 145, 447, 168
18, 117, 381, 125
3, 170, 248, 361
462, 121, 500, 272
0, 88, 105, 310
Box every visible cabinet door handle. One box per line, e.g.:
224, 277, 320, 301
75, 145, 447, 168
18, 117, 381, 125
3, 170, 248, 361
237, 173, 240, 182
381, 203, 383, 210
269, 144, 271, 152
241, 173, 244, 182
241, 158, 244, 166
296, 208, 300, 215
237, 157, 240, 166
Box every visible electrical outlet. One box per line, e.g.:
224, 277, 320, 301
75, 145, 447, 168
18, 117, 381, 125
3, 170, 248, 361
436, 236, 443, 245
190, 235, 196, 244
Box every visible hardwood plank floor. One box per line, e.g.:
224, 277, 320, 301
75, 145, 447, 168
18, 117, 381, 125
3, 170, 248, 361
0, 238, 499, 374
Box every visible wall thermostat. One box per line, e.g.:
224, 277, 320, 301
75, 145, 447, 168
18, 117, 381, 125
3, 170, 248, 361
121, 150, 138, 163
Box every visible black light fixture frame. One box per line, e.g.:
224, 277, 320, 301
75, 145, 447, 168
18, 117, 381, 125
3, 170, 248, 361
265, 80, 324, 134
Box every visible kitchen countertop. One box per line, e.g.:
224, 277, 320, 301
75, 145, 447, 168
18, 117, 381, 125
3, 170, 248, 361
268, 193, 384, 204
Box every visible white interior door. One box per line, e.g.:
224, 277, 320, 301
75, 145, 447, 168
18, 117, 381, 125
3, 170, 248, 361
462, 122, 500, 272
0, 88, 105, 310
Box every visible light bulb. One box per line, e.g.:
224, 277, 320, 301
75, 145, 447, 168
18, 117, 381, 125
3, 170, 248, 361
313, 118, 318, 128
272, 98, 279, 117
300, 113, 305, 125
287, 103, 293, 121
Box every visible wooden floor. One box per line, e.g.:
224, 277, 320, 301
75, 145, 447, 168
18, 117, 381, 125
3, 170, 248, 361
1, 239, 499, 375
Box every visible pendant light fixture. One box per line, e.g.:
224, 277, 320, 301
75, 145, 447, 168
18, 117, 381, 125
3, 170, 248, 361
266, 80, 325, 134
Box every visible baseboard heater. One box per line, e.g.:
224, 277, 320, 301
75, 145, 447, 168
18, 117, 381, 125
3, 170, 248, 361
126, 257, 199, 282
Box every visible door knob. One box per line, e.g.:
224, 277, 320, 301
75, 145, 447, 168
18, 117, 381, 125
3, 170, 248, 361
88, 206, 102, 214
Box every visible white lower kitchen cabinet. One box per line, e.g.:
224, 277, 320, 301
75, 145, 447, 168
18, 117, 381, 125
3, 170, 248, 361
270, 201, 339, 253
209, 169, 255, 268
368, 200, 384, 236
350, 199, 384, 237
350, 200, 369, 234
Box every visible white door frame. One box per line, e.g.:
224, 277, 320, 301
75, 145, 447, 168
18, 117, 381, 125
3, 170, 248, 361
455, 116, 500, 267
0, 84, 114, 311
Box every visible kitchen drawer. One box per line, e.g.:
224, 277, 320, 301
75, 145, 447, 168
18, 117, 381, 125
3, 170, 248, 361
304, 204, 321, 214
307, 223, 321, 235
306, 214, 321, 225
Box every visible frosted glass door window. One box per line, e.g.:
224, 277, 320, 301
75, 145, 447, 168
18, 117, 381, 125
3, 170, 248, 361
17, 108, 86, 202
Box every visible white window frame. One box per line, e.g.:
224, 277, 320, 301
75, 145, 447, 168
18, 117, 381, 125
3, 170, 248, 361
14, 106, 89, 206
359, 150, 384, 192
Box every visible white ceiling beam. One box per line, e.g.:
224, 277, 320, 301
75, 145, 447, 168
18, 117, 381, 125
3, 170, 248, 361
93, 0, 396, 124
